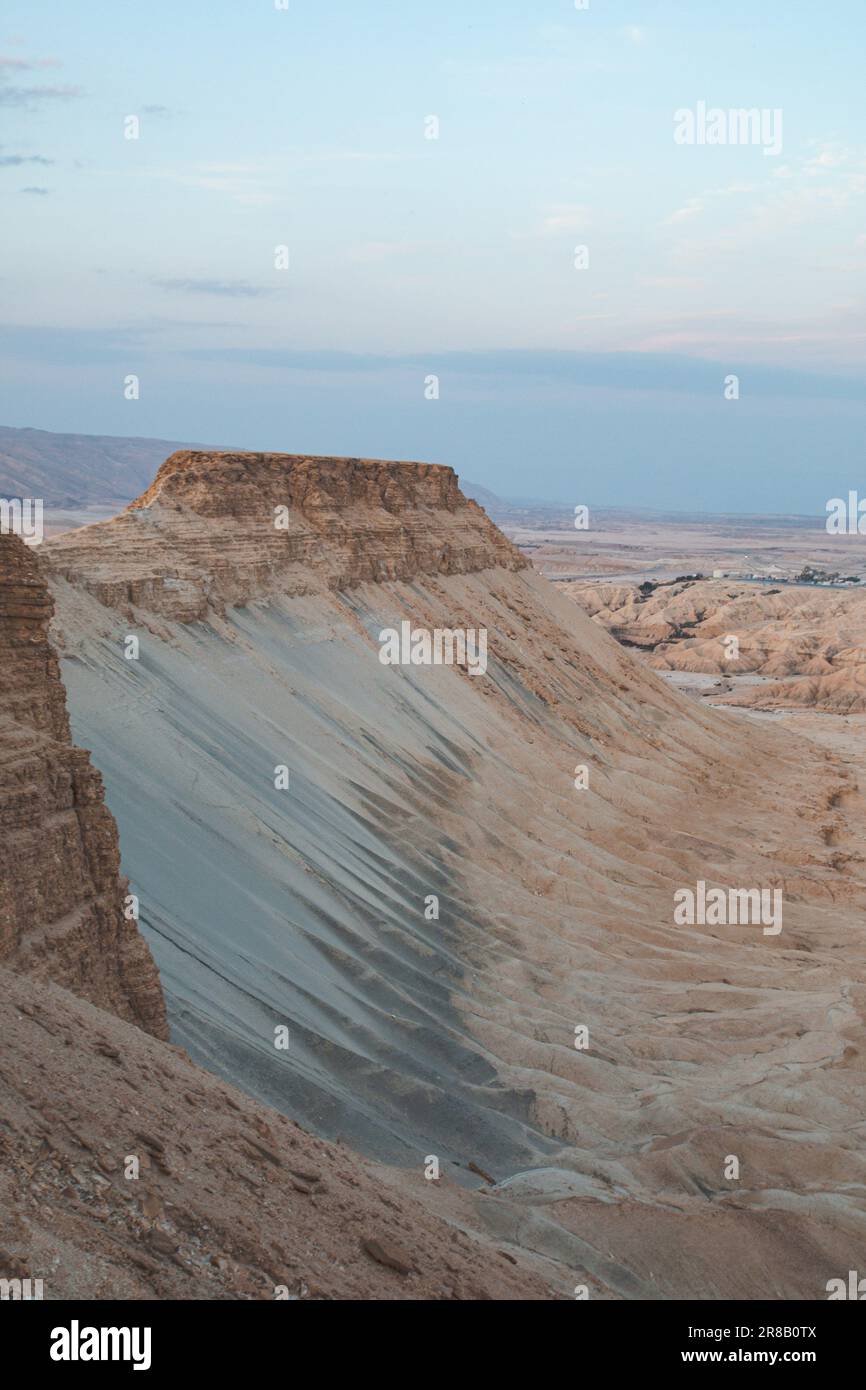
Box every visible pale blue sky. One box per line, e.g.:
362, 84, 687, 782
2, 0, 866, 510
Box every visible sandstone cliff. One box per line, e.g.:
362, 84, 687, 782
45, 451, 527, 620
0, 531, 167, 1037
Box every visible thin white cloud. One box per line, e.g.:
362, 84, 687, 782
147, 150, 404, 206
665, 196, 705, 225
347, 241, 424, 265
542, 206, 591, 234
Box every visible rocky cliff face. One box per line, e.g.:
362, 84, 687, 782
0, 531, 167, 1037
44, 451, 527, 621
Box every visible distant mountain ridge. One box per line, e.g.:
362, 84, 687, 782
0, 425, 201, 507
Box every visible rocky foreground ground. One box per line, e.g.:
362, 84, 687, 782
0, 963, 555, 1300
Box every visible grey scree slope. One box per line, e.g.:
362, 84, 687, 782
57, 574, 566, 1175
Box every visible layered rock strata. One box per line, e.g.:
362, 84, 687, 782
0, 531, 167, 1037
45, 451, 526, 620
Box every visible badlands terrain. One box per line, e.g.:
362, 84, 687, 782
569, 578, 866, 714
3, 450, 866, 1299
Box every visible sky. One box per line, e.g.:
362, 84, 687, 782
2, 0, 866, 512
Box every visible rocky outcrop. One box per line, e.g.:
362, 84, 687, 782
0, 531, 167, 1037
567, 577, 866, 711
0, 963, 556, 1300
44, 451, 527, 621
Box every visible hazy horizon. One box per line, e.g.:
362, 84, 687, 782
3, 419, 857, 521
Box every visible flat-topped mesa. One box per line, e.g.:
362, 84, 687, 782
0, 532, 168, 1037
44, 450, 526, 620
132, 450, 468, 515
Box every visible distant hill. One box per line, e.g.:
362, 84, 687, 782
0, 426, 200, 507
461, 479, 504, 511
461, 478, 574, 527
